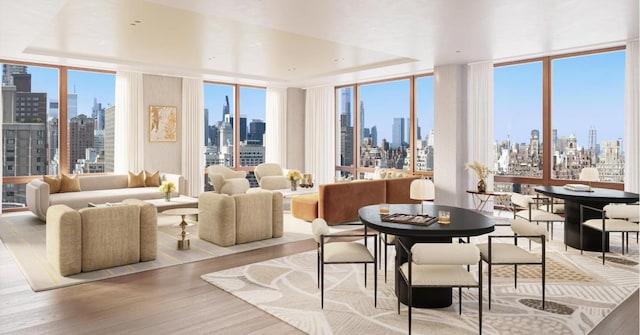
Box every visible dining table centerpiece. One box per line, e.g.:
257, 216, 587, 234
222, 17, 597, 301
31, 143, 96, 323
465, 160, 494, 193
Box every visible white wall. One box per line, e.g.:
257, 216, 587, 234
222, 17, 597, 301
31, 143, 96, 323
143, 74, 183, 174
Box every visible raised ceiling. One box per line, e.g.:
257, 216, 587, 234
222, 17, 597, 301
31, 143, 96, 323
0, 0, 637, 87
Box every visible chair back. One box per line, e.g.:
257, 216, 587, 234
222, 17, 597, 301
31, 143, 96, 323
604, 204, 639, 220
510, 193, 533, 209
510, 217, 548, 243
311, 218, 330, 243
411, 243, 479, 265
254, 163, 284, 182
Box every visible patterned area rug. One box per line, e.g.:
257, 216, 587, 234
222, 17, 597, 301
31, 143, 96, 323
201, 226, 639, 335
0, 211, 352, 292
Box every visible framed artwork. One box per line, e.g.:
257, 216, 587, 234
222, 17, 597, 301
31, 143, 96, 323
149, 105, 177, 142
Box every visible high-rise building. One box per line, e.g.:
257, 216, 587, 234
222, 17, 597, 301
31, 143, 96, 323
248, 119, 266, 145
68, 114, 94, 173
68, 92, 78, 119
47, 118, 59, 174
92, 98, 105, 131
588, 125, 598, 162
222, 95, 230, 121
392, 118, 404, 148
2, 64, 27, 85
49, 99, 59, 119
370, 125, 378, 147
341, 88, 351, 127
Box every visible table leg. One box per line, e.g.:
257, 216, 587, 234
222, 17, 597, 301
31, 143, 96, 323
177, 214, 190, 250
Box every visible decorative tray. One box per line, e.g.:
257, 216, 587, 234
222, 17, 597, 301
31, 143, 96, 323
381, 213, 438, 226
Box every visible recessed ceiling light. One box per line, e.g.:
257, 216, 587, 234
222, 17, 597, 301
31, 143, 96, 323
208, 56, 216, 60
287, 68, 296, 72
456, 50, 461, 53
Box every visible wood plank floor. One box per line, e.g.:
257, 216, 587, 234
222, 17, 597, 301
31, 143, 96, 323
0, 231, 637, 334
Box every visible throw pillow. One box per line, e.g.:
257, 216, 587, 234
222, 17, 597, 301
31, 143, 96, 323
59, 174, 81, 193
144, 170, 160, 187
128, 170, 146, 188
43, 175, 61, 194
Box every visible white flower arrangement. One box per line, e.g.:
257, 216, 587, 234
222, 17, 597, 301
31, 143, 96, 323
465, 160, 494, 180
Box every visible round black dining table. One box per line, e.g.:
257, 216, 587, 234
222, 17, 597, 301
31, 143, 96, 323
359, 203, 495, 308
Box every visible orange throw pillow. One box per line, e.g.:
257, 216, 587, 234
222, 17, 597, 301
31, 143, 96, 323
59, 174, 81, 192
43, 175, 61, 194
144, 170, 160, 187
128, 170, 146, 188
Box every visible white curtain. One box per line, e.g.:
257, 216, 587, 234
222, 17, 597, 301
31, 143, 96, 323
181, 78, 204, 197
0, 82, 3, 212
466, 62, 494, 208
304, 86, 335, 185
625, 40, 639, 193
114, 71, 144, 173
265, 87, 287, 166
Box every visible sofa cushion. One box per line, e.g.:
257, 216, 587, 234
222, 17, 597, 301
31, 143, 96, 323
144, 170, 160, 187
46, 205, 82, 276
319, 179, 386, 225
43, 175, 62, 194
128, 170, 146, 187
60, 174, 81, 193
79, 205, 141, 272
49, 187, 164, 209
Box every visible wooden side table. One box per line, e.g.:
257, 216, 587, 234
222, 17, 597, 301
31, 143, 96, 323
162, 208, 201, 250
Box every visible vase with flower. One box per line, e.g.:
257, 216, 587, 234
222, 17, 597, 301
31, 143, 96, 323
465, 160, 494, 193
286, 169, 303, 191
158, 181, 176, 201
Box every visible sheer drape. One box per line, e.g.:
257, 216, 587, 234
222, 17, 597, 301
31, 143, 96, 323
266, 87, 287, 165
114, 71, 144, 173
624, 40, 639, 193
0, 83, 3, 211
181, 78, 204, 197
467, 62, 494, 208
304, 86, 335, 185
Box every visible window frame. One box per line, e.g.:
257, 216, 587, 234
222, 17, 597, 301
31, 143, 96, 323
493, 46, 625, 191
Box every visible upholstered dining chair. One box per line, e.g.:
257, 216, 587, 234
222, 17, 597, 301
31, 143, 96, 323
476, 217, 547, 310
311, 218, 377, 309
397, 241, 482, 335
511, 192, 564, 241
580, 203, 640, 265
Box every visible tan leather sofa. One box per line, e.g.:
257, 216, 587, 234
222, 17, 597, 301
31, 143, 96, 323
46, 199, 158, 276
198, 191, 284, 246
292, 177, 420, 225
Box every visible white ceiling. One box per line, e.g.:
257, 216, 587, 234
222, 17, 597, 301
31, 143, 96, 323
0, 0, 637, 88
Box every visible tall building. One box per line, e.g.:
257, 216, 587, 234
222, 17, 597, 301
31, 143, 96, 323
588, 125, 598, 163
47, 118, 59, 174
67, 92, 78, 119
49, 99, 59, 119
2, 64, 27, 85
370, 125, 378, 147
92, 98, 105, 131
68, 115, 94, 173
341, 88, 351, 127
248, 119, 266, 145
222, 95, 230, 121
392, 117, 404, 148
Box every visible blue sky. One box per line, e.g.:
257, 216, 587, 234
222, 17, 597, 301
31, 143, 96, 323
15, 49, 625, 149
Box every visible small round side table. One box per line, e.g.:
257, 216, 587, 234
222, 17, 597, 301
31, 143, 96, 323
162, 208, 201, 250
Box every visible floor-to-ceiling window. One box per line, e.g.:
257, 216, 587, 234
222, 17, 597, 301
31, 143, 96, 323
1, 62, 115, 209
335, 75, 433, 179
493, 47, 626, 192
203, 82, 266, 190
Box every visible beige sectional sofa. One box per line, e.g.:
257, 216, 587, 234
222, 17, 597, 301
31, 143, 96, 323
46, 198, 157, 276
27, 173, 184, 221
198, 191, 284, 246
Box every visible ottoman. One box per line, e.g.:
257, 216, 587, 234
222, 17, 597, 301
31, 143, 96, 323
291, 193, 319, 222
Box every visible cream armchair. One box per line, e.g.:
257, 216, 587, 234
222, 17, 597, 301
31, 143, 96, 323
254, 163, 289, 190
207, 165, 250, 195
